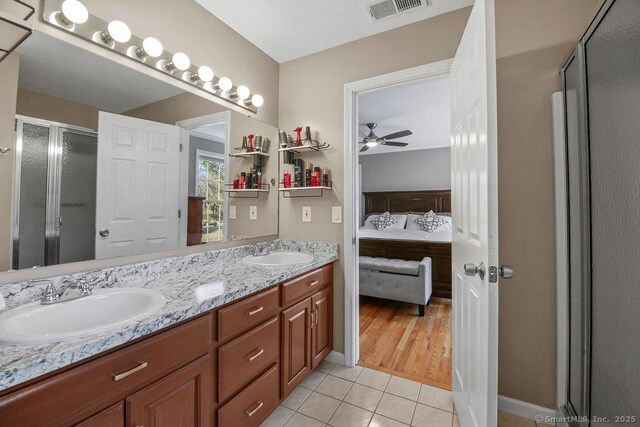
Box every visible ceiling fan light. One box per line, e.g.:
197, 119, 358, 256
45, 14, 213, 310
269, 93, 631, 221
366, 141, 378, 147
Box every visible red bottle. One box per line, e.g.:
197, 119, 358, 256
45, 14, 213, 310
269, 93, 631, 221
247, 134, 255, 152
283, 172, 292, 188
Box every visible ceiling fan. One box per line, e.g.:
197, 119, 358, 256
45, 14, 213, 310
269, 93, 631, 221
359, 123, 412, 152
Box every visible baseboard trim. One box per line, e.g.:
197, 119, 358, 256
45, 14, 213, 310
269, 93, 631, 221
498, 395, 556, 421
325, 351, 345, 365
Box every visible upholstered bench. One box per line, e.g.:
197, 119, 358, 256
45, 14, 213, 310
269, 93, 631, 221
359, 256, 432, 316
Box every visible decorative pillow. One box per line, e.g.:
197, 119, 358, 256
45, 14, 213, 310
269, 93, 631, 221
363, 213, 407, 230
372, 212, 397, 231
415, 211, 446, 233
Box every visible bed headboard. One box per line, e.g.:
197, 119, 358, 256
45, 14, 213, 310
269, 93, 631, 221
363, 190, 451, 215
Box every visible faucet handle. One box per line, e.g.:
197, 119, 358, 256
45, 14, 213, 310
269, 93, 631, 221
30, 279, 60, 304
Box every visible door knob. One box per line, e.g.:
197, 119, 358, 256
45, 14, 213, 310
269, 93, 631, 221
98, 229, 109, 237
464, 262, 485, 280
489, 265, 514, 282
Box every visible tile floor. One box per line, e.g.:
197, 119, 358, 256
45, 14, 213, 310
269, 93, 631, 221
260, 361, 459, 427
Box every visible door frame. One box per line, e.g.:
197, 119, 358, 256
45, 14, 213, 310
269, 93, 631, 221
176, 111, 230, 247
342, 60, 453, 367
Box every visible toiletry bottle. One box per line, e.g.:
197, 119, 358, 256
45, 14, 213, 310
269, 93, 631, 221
305, 126, 313, 146
240, 172, 246, 189
247, 167, 253, 188
322, 167, 329, 187
283, 172, 291, 188
257, 167, 263, 188
233, 174, 240, 190
305, 161, 313, 187
294, 127, 303, 146
242, 136, 248, 152
312, 167, 321, 187
255, 135, 263, 152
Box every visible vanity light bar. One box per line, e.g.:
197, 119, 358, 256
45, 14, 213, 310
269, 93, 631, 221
43, 0, 264, 113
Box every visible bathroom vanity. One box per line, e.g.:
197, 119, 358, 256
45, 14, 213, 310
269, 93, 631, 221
0, 241, 337, 426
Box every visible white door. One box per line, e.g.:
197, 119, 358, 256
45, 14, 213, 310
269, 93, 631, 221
96, 112, 181, 259
450, 0, 499, 426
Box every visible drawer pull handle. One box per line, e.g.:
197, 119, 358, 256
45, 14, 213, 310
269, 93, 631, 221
245, 401, 264, 417
111, 361, 148, 381
308, 280, 319, 287
247, 348, 264, 362
315, 308, 319, 325
248, 306, 264, 316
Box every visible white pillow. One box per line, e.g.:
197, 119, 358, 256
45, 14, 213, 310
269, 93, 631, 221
363, 213, 407, 230
407, 211, 448, 232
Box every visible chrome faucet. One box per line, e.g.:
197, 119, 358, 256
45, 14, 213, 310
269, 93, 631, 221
34, 270, 101, 305
254, 243, 276, 257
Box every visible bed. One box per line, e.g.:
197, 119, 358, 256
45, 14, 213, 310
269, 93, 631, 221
359, 190, 452, 299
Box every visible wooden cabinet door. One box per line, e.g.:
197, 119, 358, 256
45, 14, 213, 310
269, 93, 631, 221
281, 298, 312, 397
75, 402, 124, 427
311, 287, 333, 369
126, 354, 212, 427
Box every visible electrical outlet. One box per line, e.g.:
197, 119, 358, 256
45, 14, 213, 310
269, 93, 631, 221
332, 206, 342, 224
249, 206, 257, 220
302, 206, 312, 223
229, 205, 236, 219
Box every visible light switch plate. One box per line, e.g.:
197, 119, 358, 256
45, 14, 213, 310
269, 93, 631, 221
302, 206, 311, 223
332, 206, 342, 223
249, 206, 257, 220
229, 205, 236, 219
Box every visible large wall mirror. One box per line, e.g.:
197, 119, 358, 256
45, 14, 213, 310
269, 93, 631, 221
3, 31, 279, 273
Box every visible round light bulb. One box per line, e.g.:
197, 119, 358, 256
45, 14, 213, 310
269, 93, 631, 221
172, 52, 191, 71
251, 94, 264, 107
236, 85, 250, 100
142, 37, 163, 57
107, 20, 131, 43
218, 77, 233, 92
197, 66, 214, 82
61, 0, 88, 24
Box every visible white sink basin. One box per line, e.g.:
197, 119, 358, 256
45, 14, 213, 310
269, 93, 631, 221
0, 288, 165, 344
243, 251, 314, 267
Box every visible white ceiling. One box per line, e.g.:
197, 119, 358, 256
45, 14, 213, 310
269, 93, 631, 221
195, 0, 474, 63
191, 122, 226, 142
16, 33, 183, 113
358, 74, 450, 155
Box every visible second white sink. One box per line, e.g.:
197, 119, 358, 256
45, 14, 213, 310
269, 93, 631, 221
0, 288, 165, 344
243, 251, 314, 267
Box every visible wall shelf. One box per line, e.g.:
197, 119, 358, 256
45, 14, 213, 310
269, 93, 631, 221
229, 151, 269, 159
278, 142, 331, 154
0, 1, 35, 64
278, 182, 332, 198
224, 184, 270, 198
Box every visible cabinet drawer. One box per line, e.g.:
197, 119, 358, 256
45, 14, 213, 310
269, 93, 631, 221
218, 286, 279, 341
218, 364, 279, 427
0, 314, 212, 427
282, 264, 332, 306
218, 316, 279, 402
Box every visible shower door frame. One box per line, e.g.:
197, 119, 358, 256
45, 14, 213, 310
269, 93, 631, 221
12, 115, 97, 269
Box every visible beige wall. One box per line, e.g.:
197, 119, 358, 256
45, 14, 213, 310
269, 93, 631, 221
278, 8, 472, 356
0, 54, 20, 271
124, 93, 228, 125
495, 0, 603, 408
16, 88, 102, 129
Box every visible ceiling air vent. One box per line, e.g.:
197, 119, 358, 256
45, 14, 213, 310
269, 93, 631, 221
365, 0, 427, 22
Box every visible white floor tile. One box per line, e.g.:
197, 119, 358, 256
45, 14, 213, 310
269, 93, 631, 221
375, 393, 417, 425
344, 383, 384, 412
328, 402, 373, 427
317, 359, 337, 374
370, 414, 411, 427
297, 392, 342, 423
385, 376, 422, 401
282, 386, 312, 411
284, 412, 326, 427
330, 364, 364, 381
356, 368, 392, 391
411, 403, 453, 427
301, 370, 328, 390
260, 405, 295, 427
417, 385, 454, 413
316, 375, 354, 400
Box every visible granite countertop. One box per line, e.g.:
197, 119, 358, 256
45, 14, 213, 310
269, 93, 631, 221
0, 240, 338, 392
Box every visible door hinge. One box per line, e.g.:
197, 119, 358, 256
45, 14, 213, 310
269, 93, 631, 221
179, 143, 183, 152
15, 119, 17, 131
178, 209, 182, 218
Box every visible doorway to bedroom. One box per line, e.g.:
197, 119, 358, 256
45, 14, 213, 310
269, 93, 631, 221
352, 70, 453, 391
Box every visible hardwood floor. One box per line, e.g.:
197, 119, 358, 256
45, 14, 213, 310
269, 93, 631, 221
359, 296, 452, 390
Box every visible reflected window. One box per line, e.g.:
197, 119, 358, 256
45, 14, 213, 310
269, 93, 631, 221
196, 151, 225, 243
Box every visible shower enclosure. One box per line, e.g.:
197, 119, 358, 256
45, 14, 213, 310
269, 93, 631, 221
559, 0, 640, 424
12, 117, 97, 269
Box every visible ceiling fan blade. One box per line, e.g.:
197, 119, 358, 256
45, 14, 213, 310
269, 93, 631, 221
360, 145, 370, 152
381, 130, 413, 140
382, 141, 409, 147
